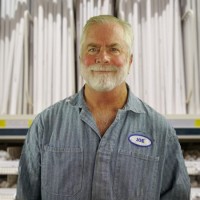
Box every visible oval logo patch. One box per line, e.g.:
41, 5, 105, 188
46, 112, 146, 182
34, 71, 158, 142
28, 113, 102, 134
128, 134, 152, 147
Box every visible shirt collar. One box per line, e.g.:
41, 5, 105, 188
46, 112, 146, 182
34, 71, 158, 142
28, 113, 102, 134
124, 86, 146, 114
67, 86, 88, 110
69, 84, 146, 114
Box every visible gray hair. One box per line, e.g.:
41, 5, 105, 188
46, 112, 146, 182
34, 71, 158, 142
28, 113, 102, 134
80, 15, 134, 55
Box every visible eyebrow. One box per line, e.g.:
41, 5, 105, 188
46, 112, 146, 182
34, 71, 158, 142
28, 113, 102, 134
86, 43, 100, 48
86, 43, 122, 48
108, 43, 121, 47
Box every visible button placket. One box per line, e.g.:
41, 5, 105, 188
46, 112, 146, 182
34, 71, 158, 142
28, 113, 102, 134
91, 111, 123, 200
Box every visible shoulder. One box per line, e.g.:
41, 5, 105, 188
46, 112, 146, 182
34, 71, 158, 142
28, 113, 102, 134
133, 98, 180, 154
32, 92, 80, 129
129, 93, 176, 138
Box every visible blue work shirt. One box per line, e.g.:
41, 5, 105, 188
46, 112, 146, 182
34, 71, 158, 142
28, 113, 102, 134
16, 86, 190, 200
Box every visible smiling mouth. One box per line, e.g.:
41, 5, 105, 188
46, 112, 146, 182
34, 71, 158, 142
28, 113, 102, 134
91, 71, 116, 75
91, 69, 117, 72
92, 70, 114, 72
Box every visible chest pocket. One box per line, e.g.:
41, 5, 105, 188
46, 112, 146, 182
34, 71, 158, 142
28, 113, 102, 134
114, 150, 159, 200
42, 145, 83, 197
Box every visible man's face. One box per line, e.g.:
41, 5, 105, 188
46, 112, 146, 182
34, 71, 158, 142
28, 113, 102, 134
80, 23, 132, 92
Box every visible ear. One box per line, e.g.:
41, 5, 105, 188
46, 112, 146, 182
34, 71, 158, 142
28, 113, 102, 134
79, 55, 82, 63
129, 54, 133, 65
127, 54, 133, 73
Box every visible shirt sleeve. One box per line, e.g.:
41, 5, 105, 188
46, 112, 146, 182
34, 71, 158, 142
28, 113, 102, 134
16, 115, 43, 200
160, 129, 191, 200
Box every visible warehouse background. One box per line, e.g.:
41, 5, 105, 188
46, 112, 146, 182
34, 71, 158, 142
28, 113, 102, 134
0, 0, 200, 115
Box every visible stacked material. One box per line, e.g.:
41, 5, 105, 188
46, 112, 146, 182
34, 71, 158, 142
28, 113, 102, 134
117, 0, 200, 115
184, 148, 200, 200
0, 0, 29, 114
0, 150, 18, 188
191, 188, 200, 200
31, 0, 76, 114
1, 0, 200, 115
181, 0, 200, 114
0, 0, 76, 114
0, 188, 16, 200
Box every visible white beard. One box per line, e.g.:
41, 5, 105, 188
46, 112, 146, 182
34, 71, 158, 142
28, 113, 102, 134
80, 63, 129, 92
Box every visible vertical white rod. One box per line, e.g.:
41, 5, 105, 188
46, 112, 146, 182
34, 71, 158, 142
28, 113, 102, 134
37, 0, 44, 113
62, 0, 68, 98
67, 0, 75, 95
0, 0, 6, 113
47, 0, 53, 106
10, 1, 25, 114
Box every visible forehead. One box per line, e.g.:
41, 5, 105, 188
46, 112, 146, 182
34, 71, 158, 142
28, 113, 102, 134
84, 23, 126, 46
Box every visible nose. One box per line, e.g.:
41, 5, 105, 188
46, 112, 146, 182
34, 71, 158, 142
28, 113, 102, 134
95, 50, 110, 64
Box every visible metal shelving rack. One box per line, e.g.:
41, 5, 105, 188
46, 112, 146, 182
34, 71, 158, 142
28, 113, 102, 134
0, 115, 35, 200
0, 161, 19, 200
0, 114, 199, 139
0, 115, 35, 143
166, 115, 200, 199
167, 115, 200, 141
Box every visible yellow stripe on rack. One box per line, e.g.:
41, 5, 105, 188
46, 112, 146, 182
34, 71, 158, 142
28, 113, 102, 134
195, 119, 200, 127
28, 120, 33, 127
0, 120, 6, 128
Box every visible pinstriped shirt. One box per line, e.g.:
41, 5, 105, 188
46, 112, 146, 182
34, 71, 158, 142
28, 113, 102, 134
16, 86, 191, 200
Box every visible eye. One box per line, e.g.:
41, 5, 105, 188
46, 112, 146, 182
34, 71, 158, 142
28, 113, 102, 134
88, 47, 99, 54
110, 47, 120, 54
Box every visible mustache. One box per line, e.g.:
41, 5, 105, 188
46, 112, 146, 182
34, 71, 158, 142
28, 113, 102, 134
88, 64, 118, 72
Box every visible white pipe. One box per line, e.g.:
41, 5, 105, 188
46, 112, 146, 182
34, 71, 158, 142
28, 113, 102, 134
10, 1, 25, 114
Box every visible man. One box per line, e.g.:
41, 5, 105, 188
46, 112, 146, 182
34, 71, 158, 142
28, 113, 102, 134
16, 15, 190, 200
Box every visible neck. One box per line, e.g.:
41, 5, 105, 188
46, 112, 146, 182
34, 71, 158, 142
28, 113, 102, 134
84, 82, 128, 111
